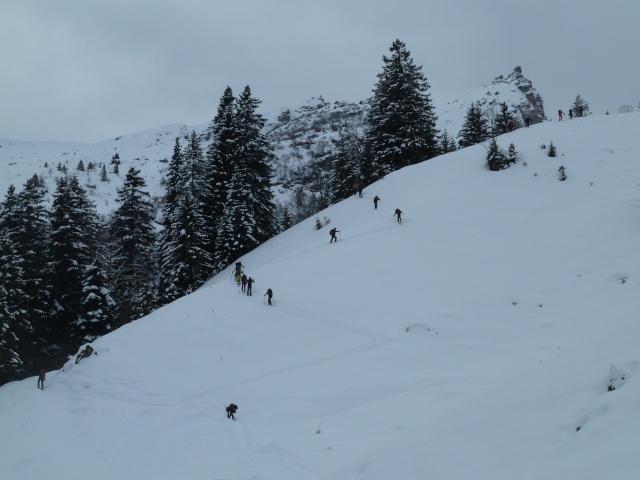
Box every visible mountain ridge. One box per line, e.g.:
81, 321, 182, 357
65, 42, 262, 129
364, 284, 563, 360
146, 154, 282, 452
0, 67, 546, 216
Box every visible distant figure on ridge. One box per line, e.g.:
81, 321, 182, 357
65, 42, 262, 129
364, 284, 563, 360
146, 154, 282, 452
373, 196, 381, 209
558, 110, 564, 121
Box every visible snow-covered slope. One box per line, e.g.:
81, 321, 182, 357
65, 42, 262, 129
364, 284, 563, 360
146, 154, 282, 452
0, 67, 545, 215
2, 112, 639, 480
0, 124, 201, 216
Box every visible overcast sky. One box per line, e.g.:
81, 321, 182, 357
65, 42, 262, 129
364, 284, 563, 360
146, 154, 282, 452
1, 0, 638, 143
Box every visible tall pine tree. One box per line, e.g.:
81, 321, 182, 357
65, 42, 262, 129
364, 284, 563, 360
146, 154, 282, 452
75, 255, 115, 344
457, 102, 489, 147
109, 168, 156, 324
494, 102, 522, 135
235, 85, 276, 246
213, 161, 255, 273
366, 39, 439, 175
6, 180, 53, 371
203, 87, 237, 259
571, 94, 590, 117
49, 176, 100, 358
439, 129, 458, 154
0, 229, 27, 384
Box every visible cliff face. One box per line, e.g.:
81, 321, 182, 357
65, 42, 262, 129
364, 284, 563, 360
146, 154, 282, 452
500, 66, 546, 123
265, 96, 367, 187
437, 66, 546, 137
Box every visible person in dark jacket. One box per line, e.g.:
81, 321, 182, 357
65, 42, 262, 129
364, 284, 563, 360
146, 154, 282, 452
37, 369, 46, 390
241, 274, 247, 293
329, 227, 339, 243
234, 262, 244, 276
394, 208, 403, 223
226, 403, 238, 420
246, 277, 254, 296
373, 196, 381, 209
265, 288, 273, 305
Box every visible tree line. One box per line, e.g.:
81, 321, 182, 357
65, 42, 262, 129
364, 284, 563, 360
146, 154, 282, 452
0, 85, 276, 385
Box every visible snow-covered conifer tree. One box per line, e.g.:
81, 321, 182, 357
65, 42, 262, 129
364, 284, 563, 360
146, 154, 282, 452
458, 102, 489, 147
366, 39, 439, 174
109, 168, 156, 324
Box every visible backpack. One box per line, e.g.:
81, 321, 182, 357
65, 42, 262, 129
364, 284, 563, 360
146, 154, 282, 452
330, 228, 336, 235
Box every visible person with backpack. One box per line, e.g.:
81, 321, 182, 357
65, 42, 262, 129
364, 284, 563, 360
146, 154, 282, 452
234, 262, 244, 284
37, 369, 46, 390
226, 403, 238, 420
394, 208, 403, 223
246, 277, 254, 296
264, 288, 273, 305
329, 227, 339, 243
234, 262, 244, 276
241, 274, 247, 293
373, 196, 381, 209
558, 110, 564, 121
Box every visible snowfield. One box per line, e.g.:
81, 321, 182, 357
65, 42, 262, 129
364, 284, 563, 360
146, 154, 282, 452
2, 113, 640, 480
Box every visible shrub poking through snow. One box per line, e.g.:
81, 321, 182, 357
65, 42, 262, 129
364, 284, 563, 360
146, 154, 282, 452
558, 165, 567, 181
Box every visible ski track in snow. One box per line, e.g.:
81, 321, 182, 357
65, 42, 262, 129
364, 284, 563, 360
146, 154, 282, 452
179, 299, 391, 404
174, 298, 392, 477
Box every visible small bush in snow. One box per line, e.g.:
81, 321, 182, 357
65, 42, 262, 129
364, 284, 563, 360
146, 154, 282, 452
486, 138, 509, 171
558, 165, 566, 181
548, 141, 557, 157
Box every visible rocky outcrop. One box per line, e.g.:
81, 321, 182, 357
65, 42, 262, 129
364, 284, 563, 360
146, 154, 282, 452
437, 66, 546, 137
266, 96, 367, 185
495, 66, 546, 124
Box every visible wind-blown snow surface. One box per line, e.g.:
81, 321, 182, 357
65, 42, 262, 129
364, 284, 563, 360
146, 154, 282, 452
2, 113, 640, 480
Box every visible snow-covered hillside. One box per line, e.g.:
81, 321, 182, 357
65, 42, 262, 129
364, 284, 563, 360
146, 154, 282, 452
2, 112, 639, 480
0, 67, 545, 215
0, 124, 201, 216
